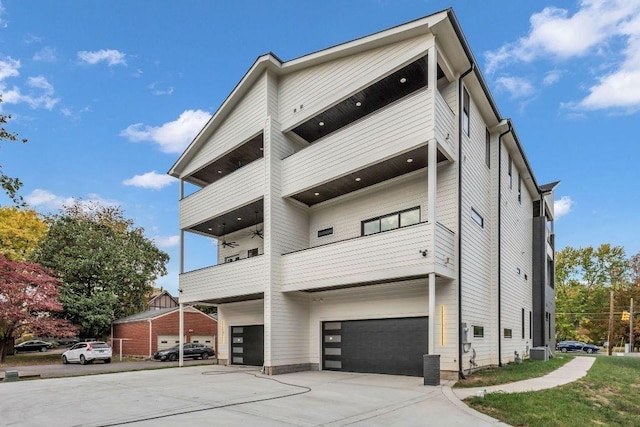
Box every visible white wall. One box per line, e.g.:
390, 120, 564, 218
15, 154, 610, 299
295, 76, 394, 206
218, 299, 264, 361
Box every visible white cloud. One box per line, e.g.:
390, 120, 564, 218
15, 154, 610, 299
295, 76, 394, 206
149, 82, 174, 96
60, 105, 91, 120
77, 49, 126, 66
1, 75, 59, 109
554, 196, 574, 219
0, 1, 7, 28
120, 109, 211, 154
495, 76, 535, 99
25, 189, 119, 211
543, 70, 563, 86
0, 56, 20, 81
33, 46, 57, 62
123, 171, 176, 190
153, 235, 180, 248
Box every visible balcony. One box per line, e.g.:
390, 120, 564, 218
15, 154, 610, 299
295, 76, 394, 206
434, 90, 456, 159
281, 221, 455, 292
180, 159, 265, 230
179, 255, 265, 304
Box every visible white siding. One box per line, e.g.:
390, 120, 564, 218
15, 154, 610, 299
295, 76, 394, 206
180, 159, 265, 230
182, 73, 268, 177
435, 88, 457, 158
217, 225, 265, 264
281, 89, 432, 197
279, 34, 432, 130
218, 300, 264, 362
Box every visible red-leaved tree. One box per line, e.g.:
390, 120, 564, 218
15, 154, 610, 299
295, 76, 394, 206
0, 254, 78, 362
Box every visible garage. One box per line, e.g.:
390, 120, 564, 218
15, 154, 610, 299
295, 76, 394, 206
231, 325, 264, 366
322, 317, 428, 376
157, 335, 180, 351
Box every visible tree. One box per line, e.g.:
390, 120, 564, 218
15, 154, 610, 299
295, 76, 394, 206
0, 254, 78, 362
32, 202, 169, 338
0, 101, 28, 206
0, 207, 48, 261
555, 244, 628, 344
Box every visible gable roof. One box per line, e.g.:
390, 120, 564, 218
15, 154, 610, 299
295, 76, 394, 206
113, 306, 217, 324
148, 289, 178, 306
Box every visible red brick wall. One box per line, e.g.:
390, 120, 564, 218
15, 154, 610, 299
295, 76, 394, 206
112, 311, 217, 357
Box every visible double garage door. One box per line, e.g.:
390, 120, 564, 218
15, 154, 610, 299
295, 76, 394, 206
323, 317, 428, 377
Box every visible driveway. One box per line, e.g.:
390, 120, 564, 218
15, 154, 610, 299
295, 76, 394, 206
1, 365, 502, 426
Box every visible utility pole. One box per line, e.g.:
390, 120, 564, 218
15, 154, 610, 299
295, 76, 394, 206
608, 290, 614, 356
631, 298, 635, 353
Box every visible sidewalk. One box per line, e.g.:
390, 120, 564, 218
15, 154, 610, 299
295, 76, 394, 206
450, 356, 596, 400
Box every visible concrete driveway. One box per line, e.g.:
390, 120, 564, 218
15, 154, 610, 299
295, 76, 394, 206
1, 365, 501, 426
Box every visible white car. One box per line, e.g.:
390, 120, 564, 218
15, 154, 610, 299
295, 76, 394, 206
62, 341, 112, 365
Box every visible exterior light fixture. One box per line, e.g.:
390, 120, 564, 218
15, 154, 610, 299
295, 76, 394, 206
314, 192, 320, 196
407, 158, 413, 163
355, 177, 361, 182
400, 77, 407, 83
355, 101, 362, 107
319, 121, 325, 126
237, 217, 242, 221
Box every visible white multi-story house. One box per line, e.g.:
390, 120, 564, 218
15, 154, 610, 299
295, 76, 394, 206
169, 8, 557, 379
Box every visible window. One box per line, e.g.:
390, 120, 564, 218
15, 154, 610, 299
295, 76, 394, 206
225, 255, 240, 263
463, 88, 470, 136
247, 248, 259, 258
471, 208, 484, 228
518, 174, 522, 204
473, 326, 484, 338
508, 155, 513, 189
522, 308, 525, 339
318, 227, 333, 238
504, 328, 512, 339
485, 128, 490, 168
362, 207, 420, 236
529, 311, 532, 339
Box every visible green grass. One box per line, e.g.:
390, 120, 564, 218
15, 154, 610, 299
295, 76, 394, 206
454, 355, 574, 388
467, 356, 640, 426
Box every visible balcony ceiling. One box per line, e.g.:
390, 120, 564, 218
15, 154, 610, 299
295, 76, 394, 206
291, 145, 446, 206
292, 56, 429, 143
190, 199, 264, 237
187, 133, 263, 186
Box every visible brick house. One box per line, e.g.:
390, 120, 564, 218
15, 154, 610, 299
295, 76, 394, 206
112, 306, 217, 358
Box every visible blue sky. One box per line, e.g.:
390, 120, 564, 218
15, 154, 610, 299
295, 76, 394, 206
1, 1, 639, 295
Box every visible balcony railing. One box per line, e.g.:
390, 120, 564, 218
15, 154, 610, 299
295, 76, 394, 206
179, 159, 265, 230
281, 221, 455, 292
179, 255, 265, 303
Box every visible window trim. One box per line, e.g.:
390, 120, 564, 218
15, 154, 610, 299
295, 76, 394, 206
317, 227, 334, 238
463, 88, 470, 136
518, 174, 522, 204
361, 206, 421, 236
504, 328, 513, 339
485, 128, 490, 168
522, 308, 525, 339
473, 325, 484, 338
471, 208, 484, 228
508, 155, 513, 189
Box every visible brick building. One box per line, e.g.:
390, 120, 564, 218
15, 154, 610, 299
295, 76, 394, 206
112, 306, 217, 358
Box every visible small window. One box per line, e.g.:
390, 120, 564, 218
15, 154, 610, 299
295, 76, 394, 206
400, 209, 420, 227
473, 326, 484, 338
324, 347, 341, 356
318, 227, 333, 238
463, 88, 470, 136
504, 328, 512, 339
225, 255, 240, 263
324, 322, 341, 330
363, 219, 380, 236
485, 128, 490, 168
518, 174, 522, 204
522, 308, 525, 339
380, 214, 399, 232
324, 335, 341, 343
529, 311, 532, 339
248, 248, 259, 258
324, 360, 342, 369
471, 208, 484, 228
508, 155, 513, 189
362, 207, 420, 236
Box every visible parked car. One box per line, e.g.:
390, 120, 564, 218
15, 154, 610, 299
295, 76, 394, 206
153, 343, 215, 361
14, 340, 53, 353
556, 340, 599, 354
62, 341, 112, 365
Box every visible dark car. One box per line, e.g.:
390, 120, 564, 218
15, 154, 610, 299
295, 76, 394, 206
153, 343, 215, 361
556, 340, 599, 354
14, 340, 53, 353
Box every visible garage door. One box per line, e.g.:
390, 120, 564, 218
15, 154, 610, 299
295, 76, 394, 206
157, 335, 180, 351
190, 335, 215, 347
322, 317, 428, 377
231, 325, 264, 366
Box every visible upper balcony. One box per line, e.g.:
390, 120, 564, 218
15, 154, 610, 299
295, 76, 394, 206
280, 221, 455, 292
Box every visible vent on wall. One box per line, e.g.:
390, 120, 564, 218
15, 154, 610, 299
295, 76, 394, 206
318, 227, 333, 238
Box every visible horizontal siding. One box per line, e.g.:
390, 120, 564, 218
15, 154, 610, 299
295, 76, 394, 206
281, 223, 434, 291
434, 222, 455, 278
217, 225, 264, 264
183, 73, 268, 177
179, 256, 265, 303
282, 89, 432, 196
435, 89, 457, 157
218, 300, 264, 361
179, 159, 265, 229
279, 33, 431, 129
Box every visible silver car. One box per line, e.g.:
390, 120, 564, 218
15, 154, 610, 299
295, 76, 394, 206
62, 341, 112, 365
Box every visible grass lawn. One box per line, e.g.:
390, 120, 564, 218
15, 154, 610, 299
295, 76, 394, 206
454, 355, 574, 388
467, 356, 640, 426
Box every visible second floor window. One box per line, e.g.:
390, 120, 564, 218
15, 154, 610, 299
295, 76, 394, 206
463, 88, 470, 136
485, 128, 490, 168
362, 207, 420, 236
508, 155, 513, 189
518, 174, 522, 204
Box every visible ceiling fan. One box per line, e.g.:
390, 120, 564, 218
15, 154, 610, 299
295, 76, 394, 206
220, 223, 238, 248
250, 211, 263, 239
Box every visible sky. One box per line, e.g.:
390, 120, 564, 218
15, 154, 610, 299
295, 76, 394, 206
1, 0, 639, 296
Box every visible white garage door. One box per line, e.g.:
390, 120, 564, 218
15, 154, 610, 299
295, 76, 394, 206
190, 335, 215, 347
157, 335, 180, 351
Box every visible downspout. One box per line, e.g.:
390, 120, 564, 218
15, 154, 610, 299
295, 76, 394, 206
457, 63, 474, 379
148, 319, 153, 358
497, 121, 512, 367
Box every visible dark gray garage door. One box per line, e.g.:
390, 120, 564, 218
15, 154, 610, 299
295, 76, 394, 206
231, 325, 264, 366
322, 317, 428, 376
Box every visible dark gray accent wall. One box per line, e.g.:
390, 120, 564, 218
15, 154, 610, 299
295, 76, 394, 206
532, 216, 551, 347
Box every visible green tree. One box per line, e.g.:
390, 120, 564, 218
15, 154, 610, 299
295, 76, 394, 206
0, 102, 28, 206
0, 254, 78, 362
555, 244, 628, 344
32, 202, 169, 338
0, 207, 48, 261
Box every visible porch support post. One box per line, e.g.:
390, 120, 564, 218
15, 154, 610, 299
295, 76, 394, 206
429, 272, 436, 354
179, 303, 184, 367
427, 44, 438, 356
